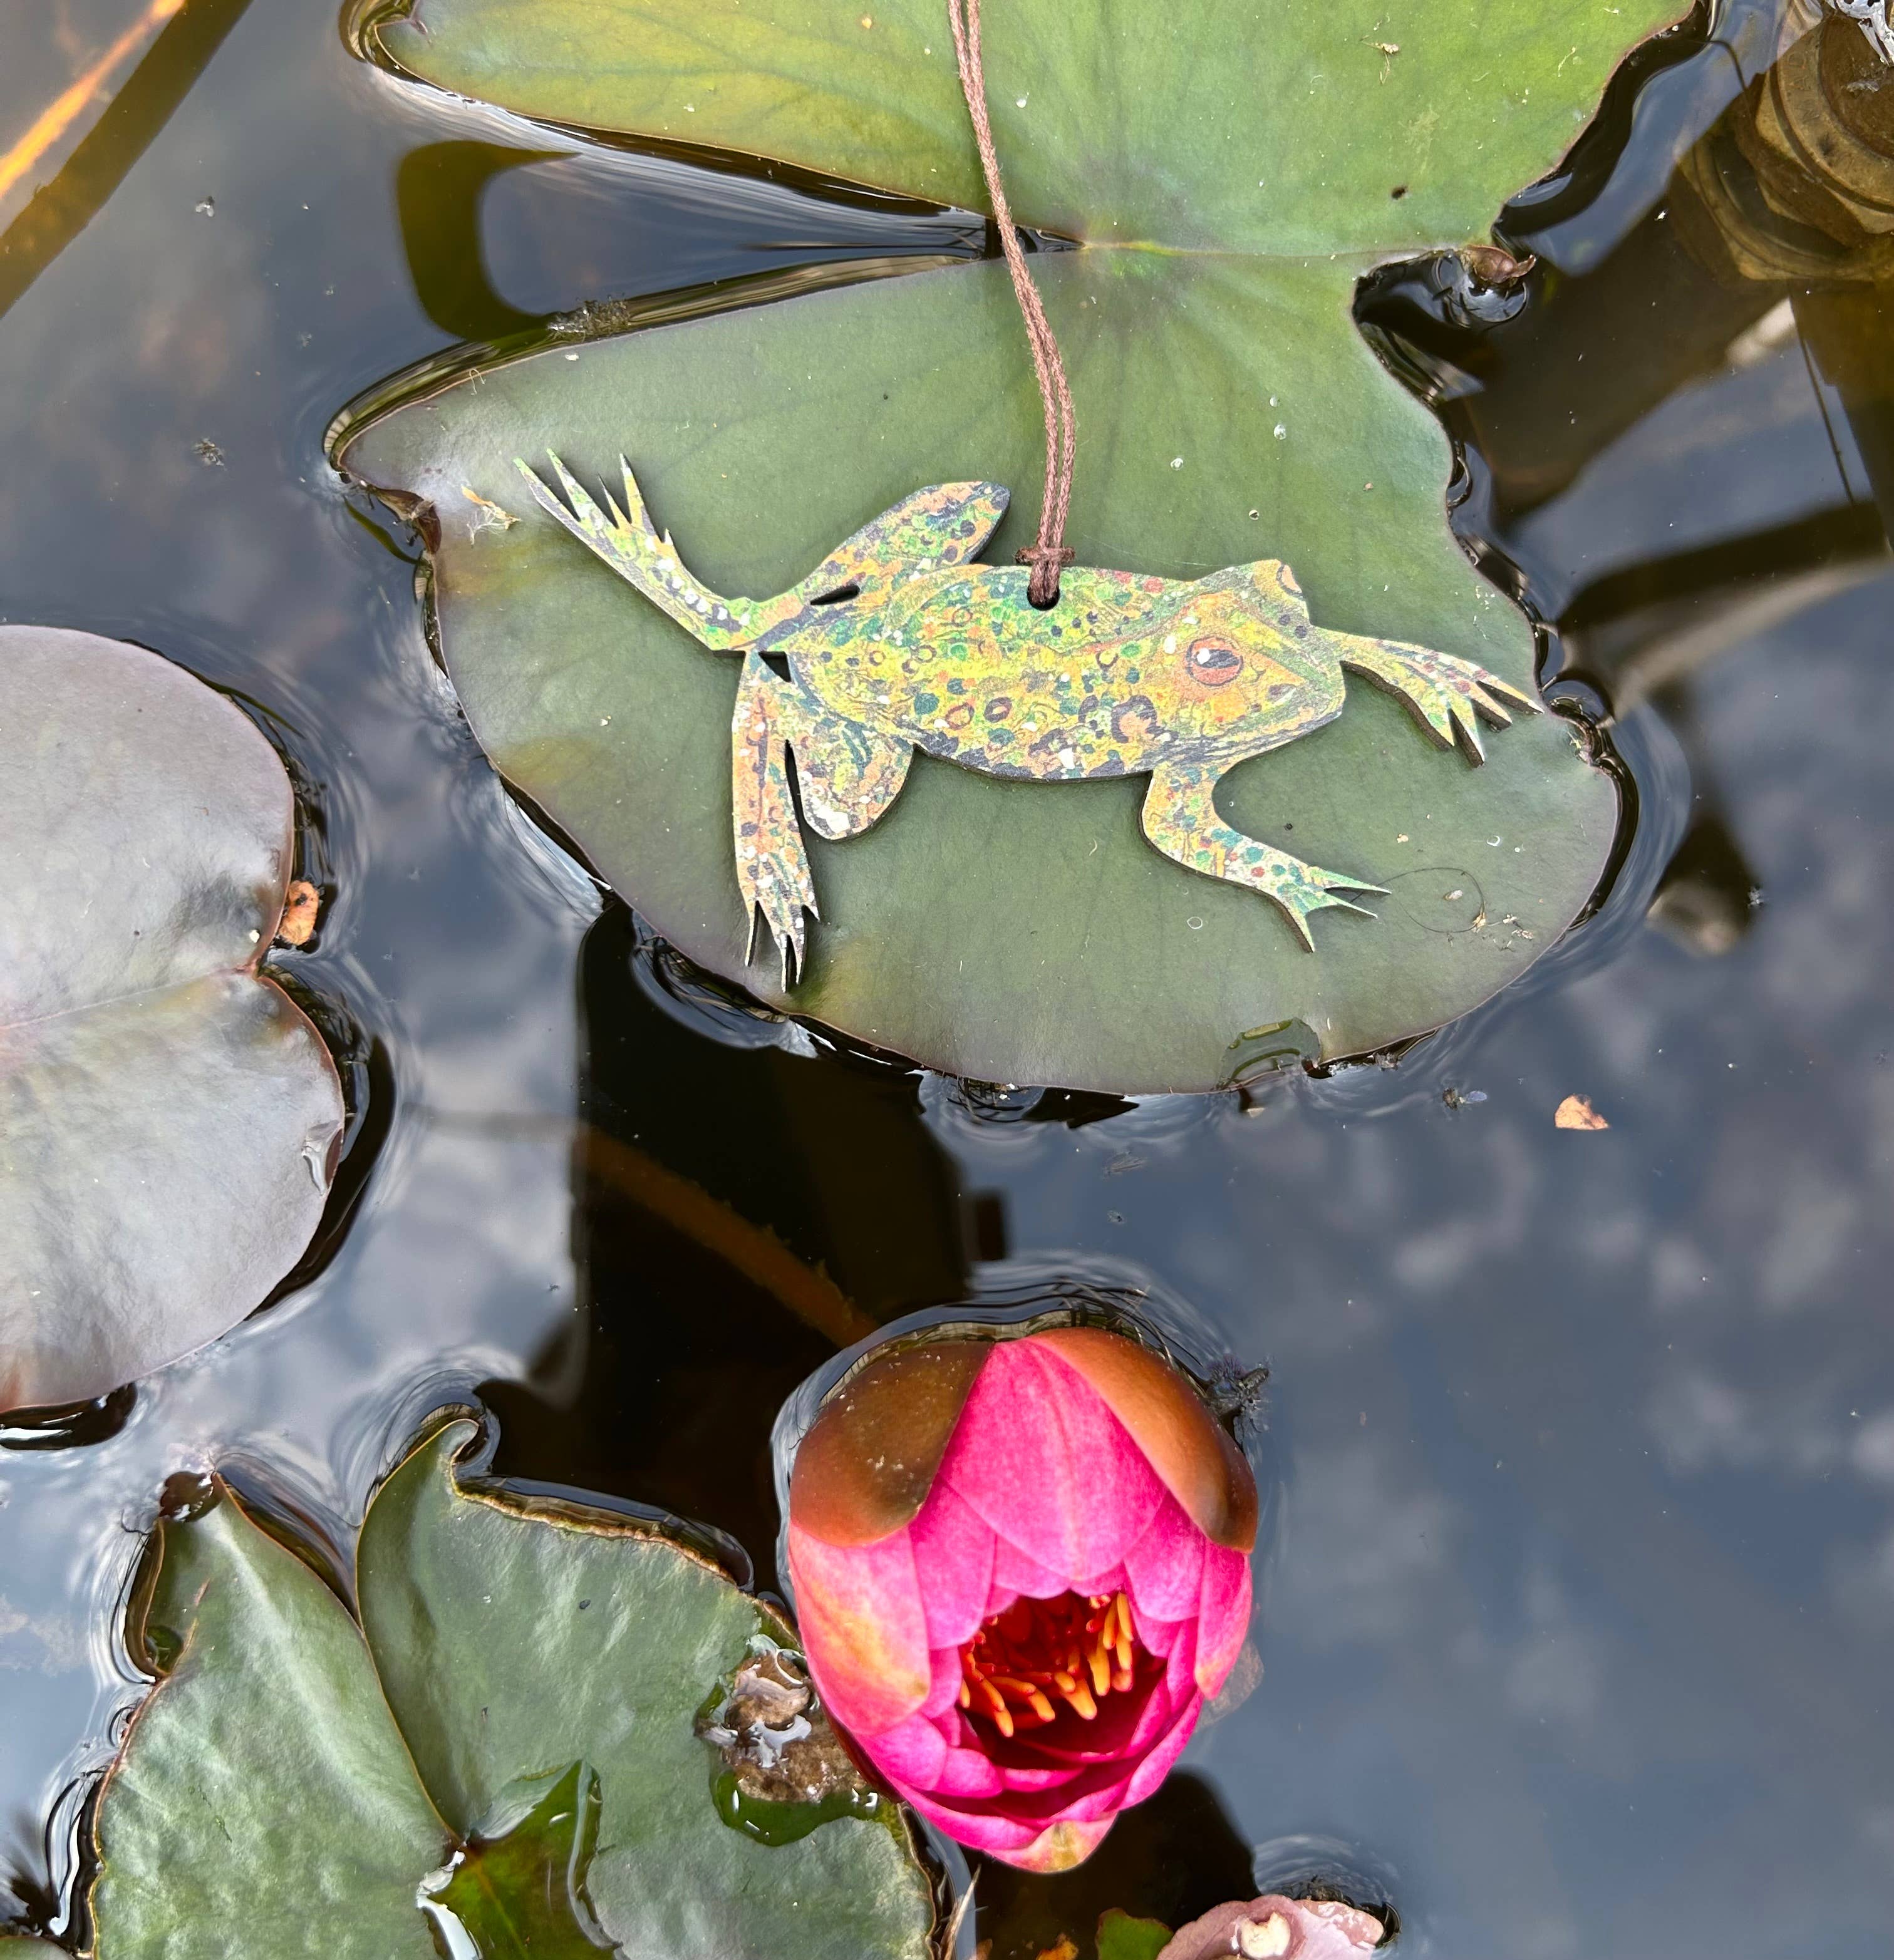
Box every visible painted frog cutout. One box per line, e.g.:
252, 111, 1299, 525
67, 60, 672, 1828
518, 457, 1539, 983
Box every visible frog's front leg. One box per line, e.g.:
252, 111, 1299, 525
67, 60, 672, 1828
731, 654, 913, 985
1140, 761, 1384, 951
1336, 636, 1541, 762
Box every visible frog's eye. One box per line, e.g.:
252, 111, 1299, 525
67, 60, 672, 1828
1186, 637, 1243, 686
1276, 564, 1302, 597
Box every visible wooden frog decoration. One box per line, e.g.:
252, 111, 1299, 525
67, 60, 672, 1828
519, 456, 1540, 984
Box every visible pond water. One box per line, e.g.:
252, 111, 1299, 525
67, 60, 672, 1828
1, 1, 1891, 1954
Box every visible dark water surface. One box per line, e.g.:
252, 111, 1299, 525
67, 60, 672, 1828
1, 1, 1891, 1954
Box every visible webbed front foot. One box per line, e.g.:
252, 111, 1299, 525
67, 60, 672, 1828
738, 825, 817, 988
733, 654, 818, 987
1141, 761, 1384, 952
1337, 639, 1541, 762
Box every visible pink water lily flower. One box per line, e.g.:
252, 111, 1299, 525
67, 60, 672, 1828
786, 1327, 1257, 1872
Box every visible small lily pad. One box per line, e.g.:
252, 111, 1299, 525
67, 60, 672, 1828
340, 0, 1670, 1090
88, 1418, 937, 1959
1097, 1907, 1175, 1960
0, 627, 343, 1413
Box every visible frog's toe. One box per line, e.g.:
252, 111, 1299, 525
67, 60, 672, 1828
738, 848, 817, 986
1341, 642, 1541, 765
1456, 657, 1543, 718
746, 889, 812, 988
1288, 880, 1383, 948
1425, 657, 1543, 761
1244, 855, 1384, 949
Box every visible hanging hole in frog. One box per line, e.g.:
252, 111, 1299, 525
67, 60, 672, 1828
517, 454, 1540, 987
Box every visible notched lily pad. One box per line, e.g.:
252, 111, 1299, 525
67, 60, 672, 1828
422, 1763, 613, 1957
343, 0, 1676, 1090
88, 1416, 937, 1960
0, 627, 344, 1414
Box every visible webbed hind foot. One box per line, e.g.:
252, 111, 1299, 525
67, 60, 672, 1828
1337, 640, 1541, 762
1141, 761, 1384, 952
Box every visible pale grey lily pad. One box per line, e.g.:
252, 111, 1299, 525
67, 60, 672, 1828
339, 0, 1670, 1091
0, 627, 343, 1412
88, 1419, 937, 1960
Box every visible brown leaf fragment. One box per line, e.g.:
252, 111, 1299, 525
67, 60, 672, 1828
695, 1642, 869, 1808
275, 880, 319, 946
1555, 1093, 1610, 1132
1035, 1938, 1080, 1960
1461, 242, 1538, 288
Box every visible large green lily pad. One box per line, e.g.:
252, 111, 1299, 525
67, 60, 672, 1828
343, 0, 1672, 1091
0, 627, 343, 1413
90, 1418, 936, 1959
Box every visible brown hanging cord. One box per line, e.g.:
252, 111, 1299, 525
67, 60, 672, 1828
946, 0, 1075, 607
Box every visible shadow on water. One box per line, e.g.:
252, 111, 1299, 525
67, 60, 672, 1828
971, 1773, 1256, 1960
0, 0, 1891, 1952
479, 900, 977, 1566
0, 0, 258, 322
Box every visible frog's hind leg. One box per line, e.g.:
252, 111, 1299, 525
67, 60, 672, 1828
790, 708, 913, 843
732, 655, 914, 985
516, 453, 805, 651
1141, 761, 1384, 952
1335, 635, 1541, 763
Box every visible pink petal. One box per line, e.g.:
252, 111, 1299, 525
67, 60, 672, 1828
1007, 1815, 1115, 1872
895, 1782, 1118, 1872
931, 1742, 1007, 1798
997, 1763, 1087, 1795
1123, 1491, 1207, 1624
993, 1536, 1071, 1599
1122, 1674, 1190, 1760
1194, 1543, 1253, 1696
1122, 1690, 1203, 1804
788, 1519, 931, 1735
939, 1338, 1167, 1582
862, 1710, 947, 1787
891, 1786, 1039, 1856
1069, 1561, 1129, 1601
923, 1648, 965, 1718
862, 1705, 1024, 1805
1162, 1615, 1199, 1688
906, 1481, 999, 1647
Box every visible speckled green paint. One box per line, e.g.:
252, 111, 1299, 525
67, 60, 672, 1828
519, 455, 1539, 981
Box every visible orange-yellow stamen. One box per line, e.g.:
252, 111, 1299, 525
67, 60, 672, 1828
958, 1589, 1146, 1736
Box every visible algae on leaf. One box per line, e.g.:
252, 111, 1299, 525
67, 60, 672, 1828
423, 1763, 614, 1958
0, 627, 343, 1413
87, 1418, 938, 1960
343, 0, 1679, 1089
